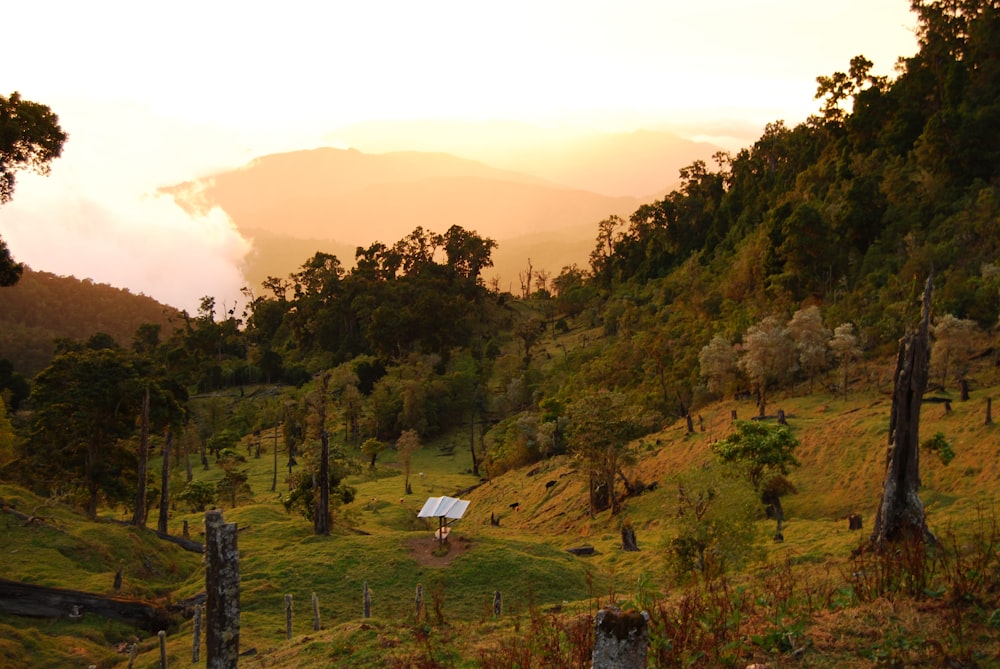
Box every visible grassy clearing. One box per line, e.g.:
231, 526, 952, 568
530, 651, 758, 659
2, 377, 999, 667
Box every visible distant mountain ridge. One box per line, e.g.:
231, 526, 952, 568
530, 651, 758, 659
164, 130, 720, 289
0, 269, 179, 375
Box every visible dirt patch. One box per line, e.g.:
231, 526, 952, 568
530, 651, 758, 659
405, 535, 472, 567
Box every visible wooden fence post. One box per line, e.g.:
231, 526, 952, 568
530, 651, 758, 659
205, 510, 240, 669
415, 584, 423, 619
312, 592, 321, 631
592, 607, 649, 669
192, 604, 201, 663
493, 590, 502, 617
285, 594, 293, 639
158, 630, 167, 668
363, 582, 371, 619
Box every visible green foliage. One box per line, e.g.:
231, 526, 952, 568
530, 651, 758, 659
176, 479, 216, 512
922, 431, 955, 465
665, 463, 762, 579
712, 420, 800, 491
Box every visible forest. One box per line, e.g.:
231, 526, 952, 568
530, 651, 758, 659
1, 1, 1000, 667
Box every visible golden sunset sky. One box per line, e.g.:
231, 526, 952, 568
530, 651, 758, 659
1, 1, 918, 312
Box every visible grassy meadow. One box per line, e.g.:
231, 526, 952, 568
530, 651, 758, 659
2, 368, 1000, 668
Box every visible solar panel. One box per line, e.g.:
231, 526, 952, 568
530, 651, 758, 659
417, 496, 470, 520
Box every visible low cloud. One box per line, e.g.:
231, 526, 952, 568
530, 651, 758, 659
0, 100, 264, 313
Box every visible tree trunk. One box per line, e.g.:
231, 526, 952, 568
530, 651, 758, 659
314, 376, 331, 536
871, 276, 935, 549
469, 410, 479, 477
959, 378, 970, 401
132, 388, 150, 527
205, 510, 240, 668
157, 427, 173, 534
271, 411, 279, 493
621, 525, 639, 552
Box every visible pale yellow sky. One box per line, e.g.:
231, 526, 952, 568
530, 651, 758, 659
0, 0, 918, 312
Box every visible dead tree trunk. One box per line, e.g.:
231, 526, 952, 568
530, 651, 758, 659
313, 375, 331, 536
157, 427, 173, 535
132, 387, 151, 527
871, 276, 936, 549
205, 510, 239, 669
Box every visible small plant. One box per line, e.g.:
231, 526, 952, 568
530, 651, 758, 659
921, 432, 955, 465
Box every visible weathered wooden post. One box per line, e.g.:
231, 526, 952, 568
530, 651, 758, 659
113, 562, 124, 592
492, 590, 502, 617
127, 643, 138, 669
205, 509, 239, 669
363, 582, 371, 619
158, 630, 167, 668
592, 607, 650, 669
987, 397, 993, 426
415, 584, 423, 619
731, 409, 737, 422
311, 592, 320, 631
777, 408, 787, 425
182, 520, 190, 540
192, 604, 202, 663
284, 594, 293, 639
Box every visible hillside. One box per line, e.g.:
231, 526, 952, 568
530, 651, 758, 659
0, 268, 180, 375
1, 373, 998, 668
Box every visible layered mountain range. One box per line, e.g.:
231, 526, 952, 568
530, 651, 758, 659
162, 125, 722, 290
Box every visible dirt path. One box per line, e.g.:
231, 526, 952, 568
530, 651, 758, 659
405, 535, 472, 567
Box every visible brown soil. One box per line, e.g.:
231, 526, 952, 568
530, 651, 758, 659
405, 535, 472, 567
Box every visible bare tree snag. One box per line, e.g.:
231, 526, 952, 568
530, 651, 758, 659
132, 387, 151, 527
157, 427, 173, 535
870, 276, 936, 549
205, 510, 239, 668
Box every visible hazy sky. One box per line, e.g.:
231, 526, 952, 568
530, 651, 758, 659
1, 1, 918, 312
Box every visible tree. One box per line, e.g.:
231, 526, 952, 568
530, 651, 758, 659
361, 437, 385, 468
0, 92, 68, 285
787, 306, 831, 393
698, 334, 738, 395
712, 420, 800, 538
738, 317, 795, 416
565, 391, 659, 515
308, 374, 332, 536
28, 342, 142, 517
871, 277, 936, 548
931, 314, 978, 392
829, 323, 863, 399
668, 463, 761, 579
397, 429, 422, 495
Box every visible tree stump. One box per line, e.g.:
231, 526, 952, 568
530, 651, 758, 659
621, 525, 639, 552
592, 607, 649, 669
848, 513, 863, 531
205, 510, 240, 669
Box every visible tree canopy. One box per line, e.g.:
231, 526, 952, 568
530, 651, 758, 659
0, 92, 67, 286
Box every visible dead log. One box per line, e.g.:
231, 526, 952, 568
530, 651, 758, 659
0, 578, 174, 631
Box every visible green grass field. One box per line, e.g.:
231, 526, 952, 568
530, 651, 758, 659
2, 375, 999, 667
